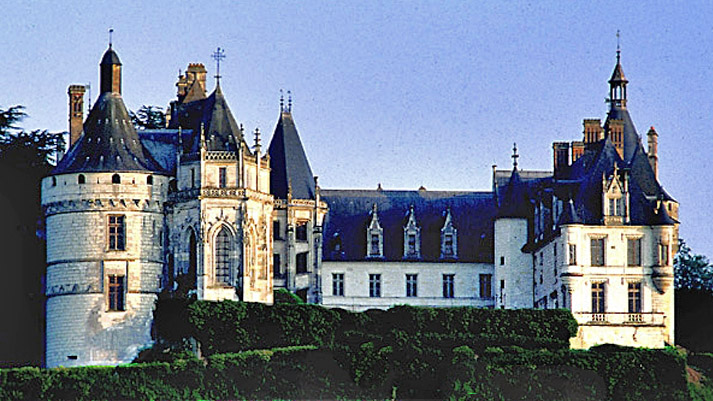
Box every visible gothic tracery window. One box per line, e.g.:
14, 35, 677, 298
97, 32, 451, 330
215, 227, 232, 285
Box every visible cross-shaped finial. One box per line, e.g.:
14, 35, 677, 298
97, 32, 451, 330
287, 90, 292, 112
109, 28, 114, 48
212, 47, 226, 85
254, 128, 261, 151
512, 143, 519, 169
280, 89, 285, 112
616, 30, 621, 63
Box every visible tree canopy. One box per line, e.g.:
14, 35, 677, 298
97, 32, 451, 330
674, 239, 713, 292
0, 105, 64, 167
130, 105, 166, 130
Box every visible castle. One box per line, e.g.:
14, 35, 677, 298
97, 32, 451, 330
42, 44, 677, 367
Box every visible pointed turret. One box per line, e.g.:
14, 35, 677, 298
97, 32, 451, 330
100, 45, 122, 94
54, 47, 162, 174
604, 47, 640, 163
268, 104, 316, 200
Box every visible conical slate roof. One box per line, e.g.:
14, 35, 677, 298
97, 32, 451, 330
604, 105, 640, 163
53, 92, 163, 174
267, 110, 315, 200
169, 85, 244, 153
609, 61, 627, 84
497, 167, 530, 218
100, 47, 122, 65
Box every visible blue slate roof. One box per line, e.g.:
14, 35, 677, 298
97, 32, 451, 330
168, 85, 245, 153
321, 189, 496, 263
267, 111, 316, 200
53, 92, 164, 174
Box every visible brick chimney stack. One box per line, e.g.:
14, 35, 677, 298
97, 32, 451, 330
608, 119, 624, 159
647, 126, 658, 179
552, 142, 570, 178
571, 141, 585, 163
583, 119, 603, 145
68, 85, 86, 147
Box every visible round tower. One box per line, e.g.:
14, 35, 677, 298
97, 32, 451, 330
42, 46, 169, 367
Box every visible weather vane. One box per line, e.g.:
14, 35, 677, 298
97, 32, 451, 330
212, 47, 226, 85
109, 28, 114, 47
616, 30, 621, 62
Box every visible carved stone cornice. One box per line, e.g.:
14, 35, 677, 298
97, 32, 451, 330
43, 198, 164, 216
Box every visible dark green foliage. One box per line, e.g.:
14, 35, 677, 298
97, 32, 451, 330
273, 288, 304, 304
675, 239, 713, 291
130, 105, 166, 130
445, 346, 690, 401
677, 289, 713, 352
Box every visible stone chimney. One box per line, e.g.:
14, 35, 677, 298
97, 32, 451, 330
552, 142, 570, 178
68, 85, 86, 147
583, 119, 603, 145
608, 119, 624, 159
571, 141, 585, 163
647, 126, 658, 179
176, 63, 207, 103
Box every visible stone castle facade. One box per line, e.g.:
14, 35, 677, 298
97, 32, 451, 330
42, 45, 677, 367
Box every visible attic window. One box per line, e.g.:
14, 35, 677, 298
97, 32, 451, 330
51, 177, 57, 187
366, 203, 383, 258
147, 175, 154, 185
112, 174, 121, 184
440, 208, 457, 259
403, 205, 421, 259
78, 174, 86, 184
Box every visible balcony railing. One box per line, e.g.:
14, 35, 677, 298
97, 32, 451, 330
573, 311, 665, 326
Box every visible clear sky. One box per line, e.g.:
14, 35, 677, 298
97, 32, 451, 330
2, 1, 712, 257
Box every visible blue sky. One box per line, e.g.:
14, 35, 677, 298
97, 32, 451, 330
2, 1, 712, 257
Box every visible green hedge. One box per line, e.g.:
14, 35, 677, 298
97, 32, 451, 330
153, 300, 578, 356
444, 345, 691, 401
0, 346, 377, 401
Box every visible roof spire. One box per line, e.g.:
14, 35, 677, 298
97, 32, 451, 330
287, 90, 292, 112
212, 47, 226, 87
280, 89, 285, 112
511, 143, 519, 170
616, 29, 621, 64
254, 127, 261, 154
108, 28, 114, 48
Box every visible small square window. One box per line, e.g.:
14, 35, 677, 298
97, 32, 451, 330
369, 274, 381, 297
406, 274, 418, 297
108, 215, 125, 251
108, 274, 125, 311
332, 273, 344, 296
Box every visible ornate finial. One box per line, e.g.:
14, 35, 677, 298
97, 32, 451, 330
212, 47, 226, 86
512, 143, 519, 169
616, 30, 621, 63
254, 128, 261, 153
200, 123, 206, 149
109, 28, 114, 48
372, 203, 378, 214
280, 89, 285, 112
287, 90, 292, 112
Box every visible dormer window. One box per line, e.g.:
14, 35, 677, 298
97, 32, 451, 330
440, 207, 458, 259
366, 203, 383, 258
603, 165, 629, 225
403, 205, 421, 259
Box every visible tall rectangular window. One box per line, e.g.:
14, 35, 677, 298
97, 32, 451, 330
628, 282, 642, 313
296, 252, 308, 274
370, 234, 380, 256
568, 244, 577, 265
108, 275, 125, 311
443, 234, 454, 256
296, 222, 308, 241
219, 167, 227, 188
273, 221, 281, 239
273, 254, 282, 278
659, 244, 670, 266
332, 273, 344, 296
479, 274, 492, 299
108, 215, 125, 251
408, 234, 416, 254
591, 282, 605, 313
443, 274, 455, 298
369, 274, 381, 297
590, 238, 605, 266
627, 238, 641, 266
406, 274, 418, 297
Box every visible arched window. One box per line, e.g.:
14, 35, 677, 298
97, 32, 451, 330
215, 227, 232, 285
147, 175, 153, 185
188, 229, 197, 286
78, 174, 86, 184
112, 174, 121, 184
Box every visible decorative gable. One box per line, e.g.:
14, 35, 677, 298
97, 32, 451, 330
366, 203, 383, 258
403, 205, 421, 259
602, 165, 629, 225
440, 207, 457, 259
